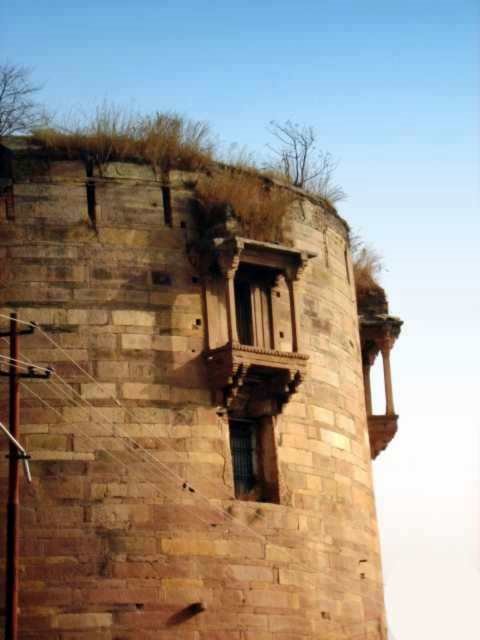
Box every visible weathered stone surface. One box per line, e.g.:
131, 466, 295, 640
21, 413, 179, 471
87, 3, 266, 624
0, 156, 387, 640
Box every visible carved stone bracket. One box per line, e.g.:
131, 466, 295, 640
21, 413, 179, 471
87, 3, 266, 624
284, 251, 310, 282
216, 238, 244, 279
368, 414, 399, 459
225, 363, 247, 410
205, 343, 308, 418
360, 315, 402, 366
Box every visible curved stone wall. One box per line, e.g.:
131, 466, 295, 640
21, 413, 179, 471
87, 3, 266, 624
0, 153, 387, 640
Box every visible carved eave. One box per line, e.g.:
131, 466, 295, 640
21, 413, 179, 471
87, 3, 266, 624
359, 313, 403, 459
211, 236, 317, 280
205, 342, 309, 417
360, 313, 402, 355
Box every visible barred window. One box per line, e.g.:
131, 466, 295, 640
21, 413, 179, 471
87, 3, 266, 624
229, 417, 279, 504
230, 419, 256, 496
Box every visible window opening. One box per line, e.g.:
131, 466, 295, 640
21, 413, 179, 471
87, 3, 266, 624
230, 419, 256, 496
234, 265, 275, 349
234, 280, 253, 345
161, 185, 172, 226
229, 417, 279, 503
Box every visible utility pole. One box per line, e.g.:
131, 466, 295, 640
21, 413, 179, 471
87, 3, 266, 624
0, 313, 51, 640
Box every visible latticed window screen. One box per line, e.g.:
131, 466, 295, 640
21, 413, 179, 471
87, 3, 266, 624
229, 420, 256, 495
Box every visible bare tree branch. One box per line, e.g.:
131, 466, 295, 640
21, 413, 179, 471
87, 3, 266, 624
267, 120, 346, 203
0, 62, 45, 137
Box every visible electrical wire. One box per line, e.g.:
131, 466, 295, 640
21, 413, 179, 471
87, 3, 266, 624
0, 317, 278, 538
20, 381, 235, 537
0, 353, 51, 373
0, 314, 349, 574
0, 340, 268, 542
1, 349, 245, 536
1, 348, 318, 574
0, 313, 285, 536
0, 317, 387, 634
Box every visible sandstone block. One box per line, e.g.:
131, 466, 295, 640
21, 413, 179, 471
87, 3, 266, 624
152, 335, 189, 351
122, 382, 169, 401
96, 360, 129, 379
26, 434, 67, 451
336, 413, 356, 434
91, 504, 151, 527
228, 565, 274, 583
279, 447, 313, 467
161, 538, 215, 556
53, 613, 113, 629
112, 310, 156, 326
81, 383, 116, 400
320, 429, 350, 451
311, 406, 335, 426
121, 333, 153, 350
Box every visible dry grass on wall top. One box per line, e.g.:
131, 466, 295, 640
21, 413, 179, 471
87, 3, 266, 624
195, 170, 295, 242
351, 240, 387, 311
29, 107, 215, 173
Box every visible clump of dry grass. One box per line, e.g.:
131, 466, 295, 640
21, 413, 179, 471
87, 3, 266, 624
29, 105, 214, 172
30, 105, 137, 166
137, 112, 214, 172
351, 236, 386, 311
195, 169, 294, 242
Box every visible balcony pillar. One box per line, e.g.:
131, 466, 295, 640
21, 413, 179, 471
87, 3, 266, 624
285, 275, 299, 353
381, 342, 395, 415
363, 363, 373, 416
217, 240, 243, 346
225, 273, 239, 344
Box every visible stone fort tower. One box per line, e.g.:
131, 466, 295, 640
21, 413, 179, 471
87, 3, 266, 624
0, 139, 401, 640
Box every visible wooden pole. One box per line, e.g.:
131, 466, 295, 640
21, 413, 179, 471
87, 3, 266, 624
5, 312, 20, 640
1, 313, 51, 640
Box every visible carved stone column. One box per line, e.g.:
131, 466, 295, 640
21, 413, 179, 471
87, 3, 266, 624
285, 253, 308, 354
380, 339, 395, 416
362, 343, 379, 417
225, 274, 238, 344
363, 363, 373, 416
285, 273, 299, 353
218, 241, 243, 345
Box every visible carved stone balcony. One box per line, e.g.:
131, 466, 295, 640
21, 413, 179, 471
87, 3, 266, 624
199, 234, 316, 417
367, 414, 398, 459
205, 342, 309, 417
360, 312, 403, 460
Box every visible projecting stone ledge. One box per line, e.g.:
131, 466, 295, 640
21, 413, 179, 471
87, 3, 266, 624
368, 414, 399, 459
205, 342, 309, 417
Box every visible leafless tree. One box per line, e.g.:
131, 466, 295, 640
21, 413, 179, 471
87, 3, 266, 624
0, 62, 44, 137
268, 120, 346, 203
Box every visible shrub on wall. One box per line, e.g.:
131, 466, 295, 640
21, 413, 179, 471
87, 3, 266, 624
29, 106, 214, 172
351, 238, 387, 313
195, 169, 294, 243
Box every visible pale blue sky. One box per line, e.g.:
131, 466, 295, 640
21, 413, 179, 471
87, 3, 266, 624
3, 2, 479, 638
